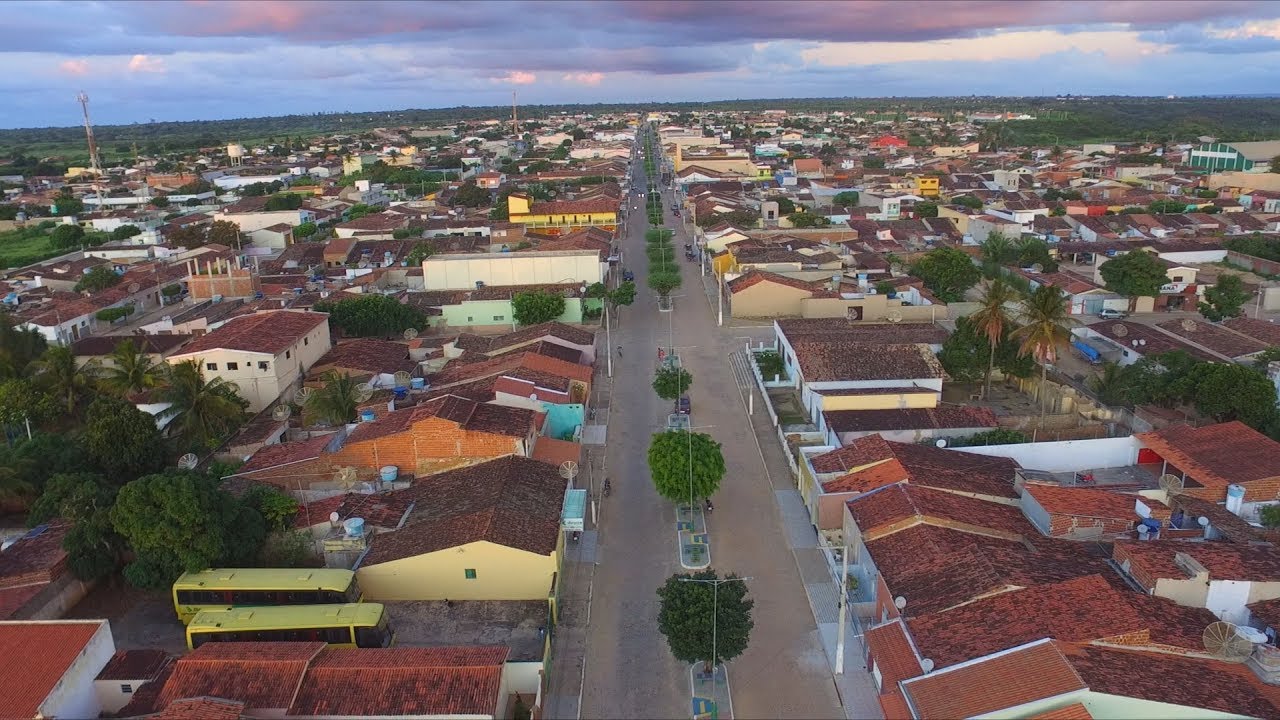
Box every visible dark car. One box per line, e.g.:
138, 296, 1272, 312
675, 396, 691, 414
622, 270, 635, 282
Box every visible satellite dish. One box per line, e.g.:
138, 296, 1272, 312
393, 371, 412, 388
920, 658, 935, 674
1159, 474, 1184, 494
559, 460, 579, 481
358, 259, 370, 269
177, 453, 199, 470
295, 386, 315, 405
272, 405, 292, 421
1203, 621, 1254, 662
402, 327, 419, 340
886, 310, 903, 323
329, 511, 340, 524
894, 596, 907, 610
128, 282, 140, 293
355, 382, 376, 402
1197, 516, 1210, 527
935, 438, 947, 448
1112, 323, 1128, 337
1181, 318, 1198, 332
335, 466, 359, 488
1030, 263, 1044, 273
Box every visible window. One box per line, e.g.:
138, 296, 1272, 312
121, 684, 133, 694
226, 362, 239, 371
464, 568, 477, 580
466, 316, 473, 322
493, 315, 504, 321
258, 361, 269, 371
286, 350, 292, 359
206, 363, 218, 371
303, 337, 309, 346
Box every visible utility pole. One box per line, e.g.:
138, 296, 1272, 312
835, 541, 850, 673
679, 575, 753, 675
511, 91, 518, 139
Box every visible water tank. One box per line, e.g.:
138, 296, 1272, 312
410, 377, 426, 390
227, 143, 245, 159
379, 466, 398, 483
1226, 484, 1246, 515
359, 409, 376, 422
342, 517, 365, 537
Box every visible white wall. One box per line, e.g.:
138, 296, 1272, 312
1157, 249, 1228, 265
423, 251, 602, 290
39, 620, 115, 720
954, 436, 1142, 473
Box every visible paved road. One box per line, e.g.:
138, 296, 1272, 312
577, 129, 844, 720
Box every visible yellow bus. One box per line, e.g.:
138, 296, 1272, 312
172, 568, 361, 624
186, 603, 393, 650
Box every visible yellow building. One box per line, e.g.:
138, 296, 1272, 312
356, 456, 567, 606
506, 192, 616, 233
912, 175, 940, 197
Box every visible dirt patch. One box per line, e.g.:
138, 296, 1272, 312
64, 577, 188, 654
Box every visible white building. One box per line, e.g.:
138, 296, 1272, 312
423, 250, 605, 290
0, 619, 116, 720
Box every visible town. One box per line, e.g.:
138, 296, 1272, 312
3, 12, 1280, 720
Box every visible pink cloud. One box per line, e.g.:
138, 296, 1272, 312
563, 72, 604, 85
492, 70, 536, 85
128, 54, 166, 73
59, 59, 90, 76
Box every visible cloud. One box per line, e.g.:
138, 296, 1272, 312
563, 72, 604, 85
127, 54, 165, 73
59, 58, 90, 75
797, 29, 1169, 66
492, 70, 536, 85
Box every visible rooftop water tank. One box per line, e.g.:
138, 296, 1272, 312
1226, 484, 1246, 515
410, 377, 426, 390
342, 517, 364, 537
379, 466, 398, 483
359, 409, 376, 423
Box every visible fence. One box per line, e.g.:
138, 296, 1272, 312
738, 344, 802, 477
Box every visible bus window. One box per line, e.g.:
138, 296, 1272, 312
345, 580, 362, 603
325, 627, 352, 644
285, 591, 319, 604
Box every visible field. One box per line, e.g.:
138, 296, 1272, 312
0, 225, 62, 268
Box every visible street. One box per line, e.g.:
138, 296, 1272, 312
571, 130, 847, 719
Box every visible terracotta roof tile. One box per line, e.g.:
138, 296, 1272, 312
1249, 597, 1280, 631
452, 321, 594, 354
235, 433, 335, 475
865, 619, 923, 688
823, 459, 908, 494
0, 521, 70, 590
1222, 317, 1280, 346
0, 619, 106, 719
823, 406, 999, 434
146, 697, 245, 719
1136, 421, 1280, 491
792, 341, 943, 382
155, 642, 324, 712
170, 310, 328, 356
311, 338, 416, 376
901, 640, 1086, 719
810, 434, 894, 473
1114, 539, 1280, 582
360, 456, 565, 565
726, 269, 821, 295
846, 483, 1035, 540
1022, 483, 1170, 524
1155, 317, 1269, 359
810, 436, 1018, 499
0, 583, 45, 620
777, 319, 950, 345
98, 649, 172, 681
1029, 703, 1093, 719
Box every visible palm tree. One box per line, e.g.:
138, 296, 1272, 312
970, 279, 1018, 399
32, 345, 97, 415
157, 360, 248, 450
1013, 285, 1073, 421
304, 371, 361, 425
979, 231, 1014, 267
99, 339, 164, 397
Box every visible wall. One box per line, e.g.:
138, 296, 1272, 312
331, 416, 525, 475
728, 282, 813, 319
424, 252, 602, 290
1207, 170, 1280, 192
819, 390, 938, 413
187, 269, 259, 300
14, 573, 97, 621
541, 403, 584, 440
220, 209, 311, 233
357, 540, 557, 601
800, 295, 944, 322
955, 436, 1141, 473
38, 621, 115, 720
833, 424, 991, 448
437, 298, 585, 330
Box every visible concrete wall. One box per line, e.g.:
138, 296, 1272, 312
424, 252, 602, 290
221, 209, 312, 232
13, 573, 97, 621
357, 540, 558, 601
437, 298, 585, 330
729, 282, 813, 318
954, 436, 1142, 473
38, 621, 115, 720
1207, 171, 1280, 192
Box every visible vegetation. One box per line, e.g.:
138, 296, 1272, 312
833, 191, 859, 207
314, 294, 426, 337
657, 570, 754, 672
304, 371, 362, 425
787, 211, 830, 228
968, 279, 1019, 398
74, 265, 122, 293
945, 428, 1029, 447
914, 201, 938, 218
156, 360, 249, 451
1199, 275, 1250, 321
1012, 285, 1073, 420
406, 242, 434, 266
27, 472, 124, 581
755, 350, 785, 379
263, 193, 304, 211
94, 305, 136, 323
938, 315, 1034, 384
653, 365, 693, 401
1225, 233, 1280, 263
1099, 250, 1167, 304
911, 246, 981, 303
648, 431, 726, 503
83, 397, 166, 484
452, 181, 491, 208
648, 271, 682, 298
511, 289, 567, 325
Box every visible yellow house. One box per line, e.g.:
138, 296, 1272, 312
356, 456, 566, 605
912, 175, 940, 197
506, 192, 616, 233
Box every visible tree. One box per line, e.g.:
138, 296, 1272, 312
914, 201, 939, 218
294, 221, 319, 239
347, 203, 377, 221
83, 397, 166, 483
862, 156, 885, 169
167, 224, 208, 249
1148, 199, 1186, 214
149, 196, 170, 208
768, 195, 796, 215
111, 470, 266, 589
305, 371, 361, 425
32, 346, 97, 415
511, 290, 566, 325
1099, 250, 1168, 305
788, 211, 830, 228
647, 431, 726, 503
52, 191, 83, 216
980, 231, 1016, 266
74, 265, 121, 293
206, 219, 242, 248
27, 472, 123, 581
1013, 285, 1073, 420
608, 281, 637, 312
263, 193, 303, 211
1189, 363, 1279, 427
910, 247, 981, 303
833, 191, 860, 207
50, 223, 85, 249
156, 360, 248, 451
314, 294, 426, 337
453, 181, 491, 208
0, 377, 58, 429
970, 279, 1019, 398
111, 224, 142, 241
0, 316, 47, 379
953, 194, 983, 210
653, 366, 693, 400
1199, 274, 1250, 322
946, 428, 1029, 447
406, 242, 434, 265
648, 271, 682, 298
656, 570, 754, 672
244, 484, 300, 532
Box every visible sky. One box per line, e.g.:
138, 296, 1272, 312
5, 0, 1280, 129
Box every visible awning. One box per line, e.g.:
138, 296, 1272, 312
561, 488, 587, 532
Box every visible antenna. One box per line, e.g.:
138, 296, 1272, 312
335, 466, 359, 489
886, 310, 903, 323
1202, 621, 1254, 663
1158, 474, 1184, 495
559, 460, 579, 484
393, 370, 412, 388
1112, 323, 1128, 337
894, 596, 907, 610
920, 658, 935, 674
294, 386, 315, 405
177, 453, 199, 470
272, 405, 292, 422
355, 382, 376, 402
402, 327, 419, 340
1181, 318, 1198, 332
77, 91, 104, 212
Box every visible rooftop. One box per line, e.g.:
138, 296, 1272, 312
1136, 421, 1280, 490
845, 482, 1035, 540
822, 405, 998, 434
0, 619, 107, 719
811, 435, 1019, 499
777, 318, 950, 345
1114, 539, 1280, 582
900, 640, 1086, 720
1022, 483, 1170, 522
155, 641, 323, 711
169, 310, 328, 357
1154, 317, 1269, 359
792, 341, 943, 383
384, 599, 548, 661
311, 338, 416, 375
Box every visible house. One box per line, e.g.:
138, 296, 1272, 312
355, 455, 566, 602
505, 193, 617, 234
423, 250, 604, 290
217, 197, 315, 233
71, 333, 193, 370
164, 310, 332, 412
1019, 484, 1171, 539
307, 338, 418, 388
447, 321, 597, 365
1113, 540, 1280, 625
869, 135, 907, 149
475, 171, 505, 190
726, 271, 828, 319
246, 222, 294, 250
0, 522, 95, 621
1134, 421, 1280, 504
0, 619, 117, 720
94, 649, 172, 714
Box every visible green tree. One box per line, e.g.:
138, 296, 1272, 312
111, 470, 266, 588
452, 181, 491, 208
1189, 363, 1279, 427
980, 231, 1016, 266
947, 428, 1029, 447
98, 339, 164, 397
1199, 274, 1250, 322
305, 371, 361, 425
1099, 250, 1168, 306
156, 360, 248, 450
1013, 285, 1073, 420
952, 194, 983, 210
167, 224, 207, 249
914, 202, 939, 218
1088, 362, 1129, 406
206, 219, 242, 248
0, 378, 58, 429
833, 191, 860, 206
768, 196, 796, 215
911, 246, 981, 303
244, 484, 300, 532
111, 224, 142, 241
607, 281, 637, 312
294, 221, 319, 239
149, 196, 170, 208
788, 211, 830, 228
1148, 199, 1186, 214
52, 190, 83, 216
83, 396, 166, 483
862, 156, 886, 169
648, 271, 682, 298
647, 431, 726, 503
32, 345, 97, 415
653, 365, 693, 400
74, 265, 121, 293
511, 290, 567, 325
314, 294, 426, 337
969, 279, 1019, 398
50, 223, 85, 249
406, 242, 435, 265
0, 317, 47, 378
656, 570, 754, 672
27, 472, 124, 581
263, 193, 303, 211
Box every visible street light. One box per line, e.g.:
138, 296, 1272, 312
678, 575, 753, 675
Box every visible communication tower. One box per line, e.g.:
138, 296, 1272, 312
76, 91, 104, 212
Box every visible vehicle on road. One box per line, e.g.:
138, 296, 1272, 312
622, 270, 635, 282
1098, 308, 1129, 319
675, 396, 691, 414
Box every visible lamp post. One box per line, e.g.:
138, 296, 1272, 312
678, 575, 753, 674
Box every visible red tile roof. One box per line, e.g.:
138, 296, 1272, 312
155, 641, 324, 712
792, 341, 943, 382
170, 310, 328, 356
1022, 483, 1170, 523
810, 436, 1019, 499
98, 648, 172, 681
1029, 703, 1093, 719
900, 640, 1086, 719
726, 269, 822, 295
287, 646, 507, 717
865, 619, 923, 689
846, 483, 1034, 540
823, 406, 999, 434
235, 433, 335, 475
823, 459, 908, 494
311, 338, 416, 375
147, 696, 246, 719
1114, 539, 1280, 582
1136, 421, 1280, 491
0, 619, 106, 719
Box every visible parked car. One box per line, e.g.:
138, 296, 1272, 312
1098, 308, 1128, 320
622, 270, 635, 282
674, 396, 691, 414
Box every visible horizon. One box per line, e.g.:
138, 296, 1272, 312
5, 0, 1280, 129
